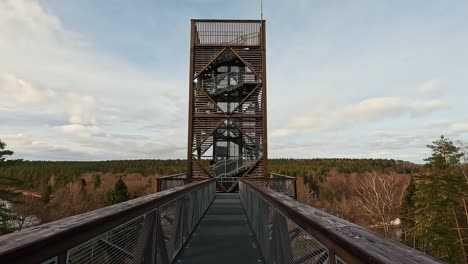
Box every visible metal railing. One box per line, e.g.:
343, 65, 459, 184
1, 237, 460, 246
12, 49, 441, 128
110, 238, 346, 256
239, 179, 444, 264
0, 179, 216, 264
246, 173, 297, 199
194, 20, 262, 46
156, 173, 209, 192
269, 173, 297, 198
210, 158, 256, 178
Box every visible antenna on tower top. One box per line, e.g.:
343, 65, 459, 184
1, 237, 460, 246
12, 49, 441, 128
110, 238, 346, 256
261, 0, 264, 20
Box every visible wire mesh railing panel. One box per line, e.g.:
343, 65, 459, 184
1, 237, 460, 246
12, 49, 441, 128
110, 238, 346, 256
285, 213, 329, 264
67, 209, 158, 264
182, 192, 195, 241
269, 174, 297, 198
159, 181, 216, 262
159, 180, 186, 191
259, 195, 274, 262
269, 179, 294, 197
159, 197, 181, 260
157, 173, 188, 192
240, 181, 330, 264
64, 180, 216, 264
240, 179, 446, 264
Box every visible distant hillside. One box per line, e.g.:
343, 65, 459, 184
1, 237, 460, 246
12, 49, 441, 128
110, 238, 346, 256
269, 158, 421, 177
0, 159, 186, 189
0, 158, 420, 190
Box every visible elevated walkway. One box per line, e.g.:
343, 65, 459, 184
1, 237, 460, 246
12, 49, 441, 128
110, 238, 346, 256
175, 194, 261, 263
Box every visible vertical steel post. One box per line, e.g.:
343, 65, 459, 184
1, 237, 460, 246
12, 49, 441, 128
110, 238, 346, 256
261, 20, 269, 179
187, 20, 196, 178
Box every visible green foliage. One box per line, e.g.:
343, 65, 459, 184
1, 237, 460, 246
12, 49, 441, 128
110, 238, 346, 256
400, 176, 416, 234
41, 185, 52, 204
406, 135, 467, 262
104, 179, 130, 206
0, 159, 186, 190
269, 158, 419, 177
0, 140, 14, 162
0, 176, 25, 187
0, 158, 418, 193
424, 135, 463, 173
92, 174, 102, 189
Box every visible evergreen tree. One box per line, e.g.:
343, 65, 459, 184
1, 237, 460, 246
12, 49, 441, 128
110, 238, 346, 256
0, 140, 13, 162
41, 185, 53, 204
408, 135, 467, 262
424, 135, 463, 173
104, 179, 130, 205
92, 174, 102, 189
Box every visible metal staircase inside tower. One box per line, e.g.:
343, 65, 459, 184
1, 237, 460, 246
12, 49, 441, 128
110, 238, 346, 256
193, 48, 263, 191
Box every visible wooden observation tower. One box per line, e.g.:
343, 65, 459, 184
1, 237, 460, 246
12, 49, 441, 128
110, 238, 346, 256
186, 19, 268, 192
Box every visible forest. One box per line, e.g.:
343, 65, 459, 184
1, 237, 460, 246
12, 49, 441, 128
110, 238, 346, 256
0, 136, 467, 263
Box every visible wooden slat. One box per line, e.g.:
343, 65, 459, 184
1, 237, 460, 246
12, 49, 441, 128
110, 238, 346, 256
194, 47, 225, 76
232, 47, 263, 76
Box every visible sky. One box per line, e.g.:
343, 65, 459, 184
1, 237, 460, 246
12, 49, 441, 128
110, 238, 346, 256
0, 0, 467, 162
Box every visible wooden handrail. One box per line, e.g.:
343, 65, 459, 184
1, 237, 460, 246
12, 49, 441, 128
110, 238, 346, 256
0, 179, 215, 263
241, 179, 444, 264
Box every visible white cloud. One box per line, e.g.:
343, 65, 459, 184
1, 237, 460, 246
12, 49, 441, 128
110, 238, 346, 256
270, 129, 291, 138
0, 72, 98, 132
419, 119, 468, 138
0, 1, 464, 163
0, 0, 64, 40
54, 124, 100, 138
421, 120, 452, 129
417, 79, 441, 96
449, 123, 468, 134
0, 0, 188, 160
64, 93, 97, 126
0, 73, 55, 104
282, 97, 445, 134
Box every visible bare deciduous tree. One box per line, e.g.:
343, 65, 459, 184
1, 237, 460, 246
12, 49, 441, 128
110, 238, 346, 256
354, 172, 407, 236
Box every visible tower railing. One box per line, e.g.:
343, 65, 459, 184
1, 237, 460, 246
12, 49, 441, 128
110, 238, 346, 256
0, 179, 216, 264
239, 179, 443, 264
193, 20, 263, 46
210, 157, 256, 178
156, 173, 187, 191
156, 173, 210, 192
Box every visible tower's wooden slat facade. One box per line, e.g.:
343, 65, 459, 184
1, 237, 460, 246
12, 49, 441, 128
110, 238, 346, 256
187, 19, 268, 192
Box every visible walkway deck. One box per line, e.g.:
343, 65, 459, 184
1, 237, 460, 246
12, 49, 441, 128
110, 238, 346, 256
175, 193, 263, 263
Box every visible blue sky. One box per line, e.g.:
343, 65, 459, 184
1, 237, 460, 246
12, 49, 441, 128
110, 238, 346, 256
0, 0, 467, 162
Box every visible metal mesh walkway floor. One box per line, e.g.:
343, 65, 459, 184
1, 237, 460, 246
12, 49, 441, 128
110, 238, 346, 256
174, 193, 263, 263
